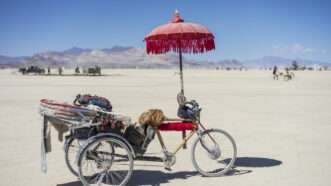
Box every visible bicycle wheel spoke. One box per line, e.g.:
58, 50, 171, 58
105, 171, 111, 184
78, 137, 133, 186
97, 172, 106, 185
87, 173, 99, 184
110, 170, 124, 185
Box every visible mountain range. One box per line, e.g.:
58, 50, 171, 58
0, 46, 330, 69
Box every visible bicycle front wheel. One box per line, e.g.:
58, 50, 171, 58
191, 129, 237, 177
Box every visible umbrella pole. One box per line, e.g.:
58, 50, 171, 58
179, 49, 187, 149
179, 49, 184, 95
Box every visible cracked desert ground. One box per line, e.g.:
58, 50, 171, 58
0, 69, 330, 186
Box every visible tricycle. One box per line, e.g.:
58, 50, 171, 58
40, 93, 237, 186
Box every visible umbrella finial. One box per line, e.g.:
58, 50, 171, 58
172, 9, 184, 23
175, 9, 180, 15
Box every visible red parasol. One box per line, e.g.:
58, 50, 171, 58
145, 10, 215, 95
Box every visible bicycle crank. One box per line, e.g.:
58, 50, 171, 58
162, 151, 176, 170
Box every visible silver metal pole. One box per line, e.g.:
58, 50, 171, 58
179, 49, 184, 95
179, 48, 187, 149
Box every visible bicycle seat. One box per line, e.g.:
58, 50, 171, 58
158, 121, 195, 131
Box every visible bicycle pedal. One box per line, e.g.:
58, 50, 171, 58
164, 167, 172, 171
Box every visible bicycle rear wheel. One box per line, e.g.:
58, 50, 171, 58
191, 129, 237, 177
65, 137, 81, 177
78, 137, 133, 186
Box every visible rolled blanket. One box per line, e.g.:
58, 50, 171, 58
138, 109, 166, 127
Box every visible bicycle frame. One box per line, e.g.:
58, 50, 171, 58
155, 119, 197, 155
156, 116, 218, 156
156, 128, 196, 155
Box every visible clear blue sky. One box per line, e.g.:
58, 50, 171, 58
1, 0, 330, 61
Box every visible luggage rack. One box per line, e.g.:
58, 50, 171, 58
40, 99, 131, 128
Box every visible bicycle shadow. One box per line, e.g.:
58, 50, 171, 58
57, 156, 281, 186
57, 168, 251, 186
226, 156, 283, 168
128, 168, 251, 186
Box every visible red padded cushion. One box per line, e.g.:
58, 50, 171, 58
158, 122, 195, 131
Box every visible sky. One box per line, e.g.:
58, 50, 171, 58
0, 0, 330, 61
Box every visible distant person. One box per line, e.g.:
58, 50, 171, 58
58, 67, 63, 75
272, 66, 278, 80
47, 67, 51, 75
94, 65, 101, 75
75, 66, 80, 74
284, 67, 292, 81
285, 67, 290, 76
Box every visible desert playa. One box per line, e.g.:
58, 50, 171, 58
0, 69, 330, 185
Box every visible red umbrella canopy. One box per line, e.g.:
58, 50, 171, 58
145, 10, 215, 54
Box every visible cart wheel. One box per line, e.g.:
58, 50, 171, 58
78, 137, 134, 186
65, 137, 80, 177
191, 129, 237, 177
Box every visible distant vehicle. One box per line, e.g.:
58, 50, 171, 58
19, 66, 45, 75
83, 66, 101, 76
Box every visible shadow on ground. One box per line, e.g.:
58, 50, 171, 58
231, 157, 282, 168
57, 168, 250, 186
57, 156, 280, 186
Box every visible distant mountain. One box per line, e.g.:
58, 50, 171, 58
0, 55, 28, 67
8, 46, 245, 68
0, 55, 26, 64
25, 46, 182, 68
244, 56, 331, 68
101, 46, 134, 53
215, 59, 244, 68
1, 47, 330, 69
187, 59, 245, 69
62, 47, 91, 55
244, 56, 290, 68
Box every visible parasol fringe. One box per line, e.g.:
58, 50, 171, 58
146, 36, 215, 54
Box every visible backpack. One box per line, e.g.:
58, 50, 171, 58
123, 124, 155, 155
74, 94, 112, 111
